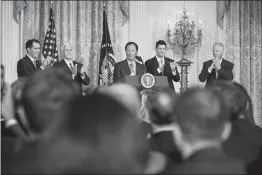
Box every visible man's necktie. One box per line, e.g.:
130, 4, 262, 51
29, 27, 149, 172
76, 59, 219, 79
130, 63, 135, 75
32, 60, 37, 68
160, 59, 164, 75
69, 62, 74, 72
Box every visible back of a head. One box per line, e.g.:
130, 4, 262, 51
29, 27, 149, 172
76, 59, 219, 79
97, 83, 141, 118
207, 81, 246, 122
39, 93, 150, 174
231, 82, 254, 124
12, 77, 28, 105
147, 88, 178, 125
21, 67, 80, 135
173, 87, 229, 141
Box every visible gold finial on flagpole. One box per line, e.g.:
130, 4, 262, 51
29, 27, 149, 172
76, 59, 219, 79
103, 1, 106, 10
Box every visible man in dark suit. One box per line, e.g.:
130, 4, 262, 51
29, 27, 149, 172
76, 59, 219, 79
113, 42, 146, 83
17, 39, 51, 78
145, 40, 180, 90
199, 42, 234, 87
53, 43, 90, 89
164, 87, 245, 174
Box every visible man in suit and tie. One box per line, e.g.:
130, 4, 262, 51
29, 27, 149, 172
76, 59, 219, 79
113, 42, 146, 83
199, 42, 234, 87
17, 39, 51, 78
145, 40, 180, 90
53, 43, 90, 89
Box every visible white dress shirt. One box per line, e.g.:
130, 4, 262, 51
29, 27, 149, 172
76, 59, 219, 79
127, 59, 136, 75
156, 55, 165, 73
64, 59, 75, 79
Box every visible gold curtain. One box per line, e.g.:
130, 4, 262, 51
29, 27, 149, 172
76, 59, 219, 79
22, 1, 125, 91
225, 1, 262, 127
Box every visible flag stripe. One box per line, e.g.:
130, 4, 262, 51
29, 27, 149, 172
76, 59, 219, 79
42, 6, 59, 66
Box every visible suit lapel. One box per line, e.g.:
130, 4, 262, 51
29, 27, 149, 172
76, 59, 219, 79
25, 56, 36, 71
153, 57, 159, 75
61, 59, 72, 74
123, 59, 131, 75
136, 62, 144, 75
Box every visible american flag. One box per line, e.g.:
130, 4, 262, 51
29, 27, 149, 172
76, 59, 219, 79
99, 10, 115, 86
42, 5, 59, 66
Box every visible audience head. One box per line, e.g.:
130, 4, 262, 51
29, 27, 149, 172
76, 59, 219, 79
207, 81, 248, 122
11, 77, 28, 129
147, 88, 177, 125
96, 83, 141, 119
155, 40, 167, 58
231, 82, 254, 123
61, 43, 73, 61
213, 42, 224, 59
173, 87, 230, 143
21, 67, 80, 137
26, 39, 41, 59
125, 42, 138, 62
39, 93, 150, 174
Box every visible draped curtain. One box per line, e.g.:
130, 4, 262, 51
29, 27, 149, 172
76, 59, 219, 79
22, 1, 126, 91
225, 1, 262, 127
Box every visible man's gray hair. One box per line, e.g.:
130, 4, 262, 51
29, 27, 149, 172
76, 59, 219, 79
213, 42, 224, 51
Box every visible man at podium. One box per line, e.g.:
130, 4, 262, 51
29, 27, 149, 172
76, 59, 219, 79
113, 42, 146, 83
145, 40, 180, 90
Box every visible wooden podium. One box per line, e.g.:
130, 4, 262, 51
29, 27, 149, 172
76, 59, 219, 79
123, 75, 169, 91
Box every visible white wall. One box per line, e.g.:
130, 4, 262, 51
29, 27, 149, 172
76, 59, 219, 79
1, 1, 20, 84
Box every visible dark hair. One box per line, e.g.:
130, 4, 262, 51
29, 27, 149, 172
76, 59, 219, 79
232, 82, 254, 124
207, 81, 247, 122
38, 93, 150, 174
26, 39, 41, 52
21, 67, 80, 134
147, 88, 177, 125
125, 42, 138, 51
174, 87, 229, 140
156, 40, 167, 49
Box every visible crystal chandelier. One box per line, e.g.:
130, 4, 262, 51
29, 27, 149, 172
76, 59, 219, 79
166, 6, 203, 61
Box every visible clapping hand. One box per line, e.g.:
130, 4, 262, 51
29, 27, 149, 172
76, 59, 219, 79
213, 59, 221, 70
41, 56, 53, 69
170, 62, 177, 76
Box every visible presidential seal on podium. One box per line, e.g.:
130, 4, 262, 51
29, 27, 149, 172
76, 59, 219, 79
141, 73, 155, 89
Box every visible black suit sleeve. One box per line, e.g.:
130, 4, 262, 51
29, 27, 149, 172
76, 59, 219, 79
217, 62, 234, 81
199, 62, 209, 82
171, 67, 180, 82
81, 73, 90, 85
113, 63, 123, 83
17, 59, 30, 77
145, 60, 151, 73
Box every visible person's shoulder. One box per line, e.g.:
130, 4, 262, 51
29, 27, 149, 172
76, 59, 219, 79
165, 57, 175, 64
145, 57, 156, 64
204, 59, 213, 64
18, 55, 29, 63
223, 59, 234, 66
116, 59, 127, 65
73, 60, 83, 67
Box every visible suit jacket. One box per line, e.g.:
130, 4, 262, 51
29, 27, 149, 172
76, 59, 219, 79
223, 119, 262, 164
53, 59, 90, 88
113, 59, 146, 83
17, 55, 41, 78
164, 147, 245, 174
199, 58, 234, 87
145, 57, 180, 90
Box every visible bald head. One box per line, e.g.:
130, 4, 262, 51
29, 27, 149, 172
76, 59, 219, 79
96, 83, 141, 118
